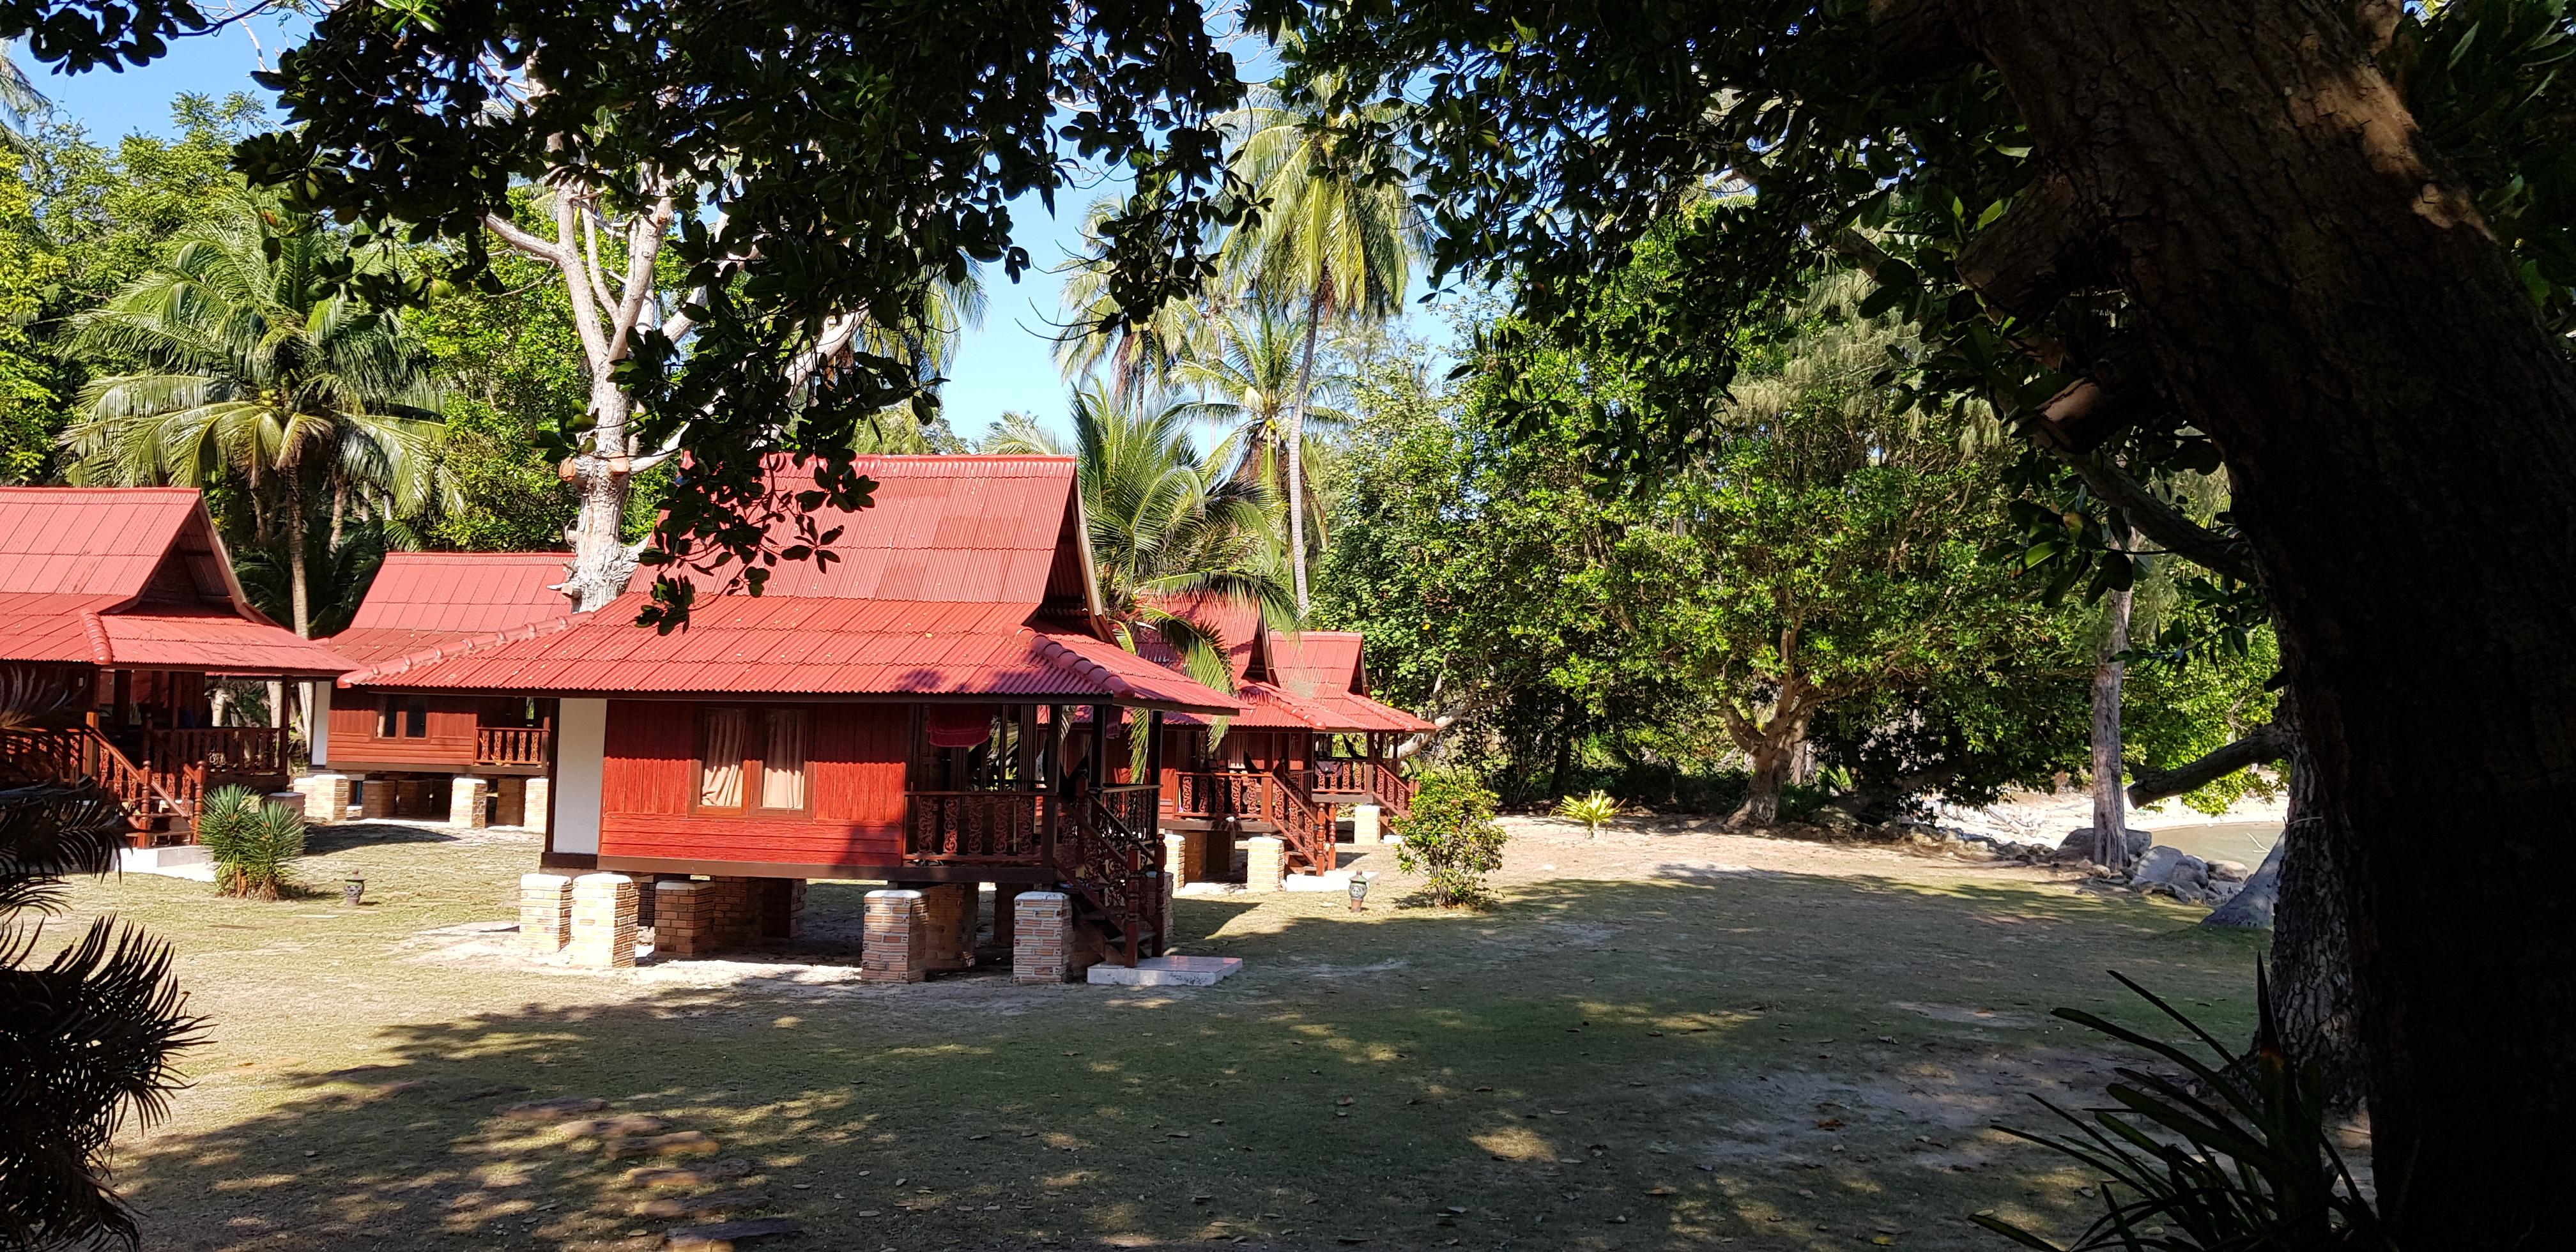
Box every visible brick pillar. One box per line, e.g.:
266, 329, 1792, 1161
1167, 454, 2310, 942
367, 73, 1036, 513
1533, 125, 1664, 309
522, 776, 551, 835
917, 883, 975, 970
755, 878, 806, 940
1012, 890, 1073, 984
1353, 803, 1384, 844
1245, 836, 1286, 893
861, 889, 927, 983
293, 773, 351, 823
567, 873, 638, 968
449, 776, 491, 828
519, 873, 574, 952
653, 879, 714, 956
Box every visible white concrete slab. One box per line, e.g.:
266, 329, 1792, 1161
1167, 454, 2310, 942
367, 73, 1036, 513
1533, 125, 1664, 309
118, 844, 215, 881
1086, 955, 1243, 986
1285, 870, 1362, 892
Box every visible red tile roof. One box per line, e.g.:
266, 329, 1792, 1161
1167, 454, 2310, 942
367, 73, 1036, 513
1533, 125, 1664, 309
329, 551, 584, 665
339, 457, 1236, 714
0, 487, 352, 675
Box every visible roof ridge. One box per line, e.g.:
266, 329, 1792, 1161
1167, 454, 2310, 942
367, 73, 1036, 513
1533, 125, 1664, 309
341, 609, 591, 685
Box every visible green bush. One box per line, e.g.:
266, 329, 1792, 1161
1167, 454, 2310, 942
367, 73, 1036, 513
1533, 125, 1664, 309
1391, 768, 1509, 906
196, 785, 307, 900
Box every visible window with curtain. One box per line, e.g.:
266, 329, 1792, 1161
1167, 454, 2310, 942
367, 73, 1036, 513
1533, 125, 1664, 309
698, 708, 747, 809
761, 709, 809, 810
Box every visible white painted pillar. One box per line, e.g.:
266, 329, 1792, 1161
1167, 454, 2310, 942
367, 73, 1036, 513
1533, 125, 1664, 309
1353, 803, 1384, 844
551, 698, 607, 857
305, 682, 333, 765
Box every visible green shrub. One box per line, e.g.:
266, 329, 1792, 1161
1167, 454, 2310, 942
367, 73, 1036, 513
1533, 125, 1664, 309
1391, 768, 1509, 906
1552, 789, 1623, 838
1977, 970, 2388, 1251
196, 785, 307, 900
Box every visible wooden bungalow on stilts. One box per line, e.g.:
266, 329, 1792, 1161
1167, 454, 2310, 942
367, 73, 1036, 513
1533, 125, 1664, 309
336, 457, 1241, 979
313, 552, 602, 828
1138, 595, 1437, 886
0, 488, 355, 864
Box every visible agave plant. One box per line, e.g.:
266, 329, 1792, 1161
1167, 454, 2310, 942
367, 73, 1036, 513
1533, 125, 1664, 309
1977, 970, 2388, 1251
196, 785, 307, 901
1554, 790, 1624, 839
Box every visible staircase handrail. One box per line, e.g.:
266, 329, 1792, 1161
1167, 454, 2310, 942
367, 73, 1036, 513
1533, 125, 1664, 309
1262, 767, 1336, 875
1055, 786, 1165, 966
0, 726, 189, 829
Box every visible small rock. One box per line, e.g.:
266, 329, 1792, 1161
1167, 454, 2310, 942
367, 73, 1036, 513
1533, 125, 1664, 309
2057, 827, 2151, 862
499, 1096, 610, 1120
2209, 859, 2251, 883
662, 1217, 803, 1250
611, 1131, 720, 1158
631, 1192, 769, 1220
625, 1159, 755, 1189
572, 1114, 675, 1138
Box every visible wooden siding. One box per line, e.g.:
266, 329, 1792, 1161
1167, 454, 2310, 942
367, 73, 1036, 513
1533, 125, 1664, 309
597, 699, 913, 867
328, 694, 480, 770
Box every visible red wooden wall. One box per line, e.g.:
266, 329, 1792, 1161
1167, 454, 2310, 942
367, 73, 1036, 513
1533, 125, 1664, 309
328, 694, 480, 770
597, 699, 912, 868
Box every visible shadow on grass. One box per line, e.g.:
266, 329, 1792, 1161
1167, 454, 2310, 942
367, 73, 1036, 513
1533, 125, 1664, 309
302, 821, 461, 853
120, 867, 2268, 1251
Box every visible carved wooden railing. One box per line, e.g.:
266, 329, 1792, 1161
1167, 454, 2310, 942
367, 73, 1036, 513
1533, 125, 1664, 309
1057, 790, 1164, 966
1371, 761, 1416, 818
1, 726, 190, 840
1170, 770, 1268, 821
142, 726, 289, 777
1306, 758, 1368, 795
1096, 782, 1158, 838
905, 790, 1048, 863
475, 726, 551, 767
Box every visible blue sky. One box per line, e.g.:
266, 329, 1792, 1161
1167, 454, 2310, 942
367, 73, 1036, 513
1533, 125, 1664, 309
29, 17, 1107, 447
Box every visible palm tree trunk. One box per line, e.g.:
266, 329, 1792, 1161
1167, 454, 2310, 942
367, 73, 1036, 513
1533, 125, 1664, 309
286, 504, 312, 639
1285, 293, 1322, 615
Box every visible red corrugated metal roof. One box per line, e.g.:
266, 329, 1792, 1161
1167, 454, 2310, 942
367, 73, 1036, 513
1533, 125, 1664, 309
0, 487, 203, 597
330, 551, 585, 664
342, 595, 1239, 712
0, 487, 353, 673
1270, 630, 1367, 696
1135, 592, 1265, 684
98, 609, 355, 676
718, 456, 1088, 606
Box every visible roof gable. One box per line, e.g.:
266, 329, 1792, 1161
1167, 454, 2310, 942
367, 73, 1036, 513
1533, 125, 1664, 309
726, 456, 1093, 610
1269, 631, 1367, 698
0, 487, 204, 599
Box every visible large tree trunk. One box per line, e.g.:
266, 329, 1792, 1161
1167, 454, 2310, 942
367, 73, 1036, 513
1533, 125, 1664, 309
1891, 0, 2576, 1235
2269, 710, 2364, 1108
2089, 583, 2131, 871
1729, 734, 1794, 828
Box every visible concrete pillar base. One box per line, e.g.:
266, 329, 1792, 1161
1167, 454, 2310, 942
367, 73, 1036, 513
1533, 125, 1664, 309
862, 890, 928, 982
292, 772, 351, 823
1245, 836, 1285, 893
450, 775, 491, 829
521, 873, 574, 952
523, 776, 552, 836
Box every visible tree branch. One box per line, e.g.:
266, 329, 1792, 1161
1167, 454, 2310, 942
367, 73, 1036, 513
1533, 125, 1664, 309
482, 212, 564, 264
1956, 171, 2106, 322
2127, 721, 2292, 808
2056, 448, 2260, 583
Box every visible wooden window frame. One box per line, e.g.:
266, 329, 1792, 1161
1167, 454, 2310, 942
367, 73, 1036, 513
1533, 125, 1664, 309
691, 705, 813, 818
379, 695, 429, 739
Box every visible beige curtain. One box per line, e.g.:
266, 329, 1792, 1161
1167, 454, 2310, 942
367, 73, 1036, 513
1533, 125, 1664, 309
762, 709, 809, 809
700, 708, 746, 807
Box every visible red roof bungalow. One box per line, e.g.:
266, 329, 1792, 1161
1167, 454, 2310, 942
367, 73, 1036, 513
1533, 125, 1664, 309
338, 457, 1241, 969
1139, 594, 1434, 878
316, 552, 594, 827
0, 487, 353, 842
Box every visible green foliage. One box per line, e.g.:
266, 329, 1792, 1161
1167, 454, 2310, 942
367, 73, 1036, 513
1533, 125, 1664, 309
0, 781, 204, 1252
1552, 789, 1622, 838
0, 168, 65, 482
1978, 973, 2387, 1251
1390, 768, 1508, 906
196, 785, 308, 901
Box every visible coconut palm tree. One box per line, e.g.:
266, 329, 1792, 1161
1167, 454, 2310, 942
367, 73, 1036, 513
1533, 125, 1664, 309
62, 196, 447, 637
984, 381, 1297, 697
1170, 305, 1355, 553
1219, 66, 1422, 611
1053, 195, 1219, 401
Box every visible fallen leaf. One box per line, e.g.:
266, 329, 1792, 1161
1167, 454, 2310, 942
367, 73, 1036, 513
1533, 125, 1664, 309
1815, 1118, 1844, 1129
1646, 1187, 1676, 1196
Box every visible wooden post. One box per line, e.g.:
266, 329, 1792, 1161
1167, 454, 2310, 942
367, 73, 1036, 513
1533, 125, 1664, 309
1043, 705, 1067, 866
1146, 710, 1166, 827
1091, 703, 1110, 789
1016, 703, 1038, 790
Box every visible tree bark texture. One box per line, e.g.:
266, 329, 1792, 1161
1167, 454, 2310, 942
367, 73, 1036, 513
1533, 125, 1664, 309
1893, 0, 2576, 1235
1285, 294, 1321, 615
2089, 584, 2131, 871
2269, 709, 2365, 1108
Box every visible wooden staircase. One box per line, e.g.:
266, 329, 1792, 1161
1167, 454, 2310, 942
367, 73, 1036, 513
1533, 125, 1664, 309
1054, 786, 1167, 967
0, 726, 194, 843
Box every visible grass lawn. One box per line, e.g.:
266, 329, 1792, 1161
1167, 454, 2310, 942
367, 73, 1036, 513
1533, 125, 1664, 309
49, 818, 2267, 1251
